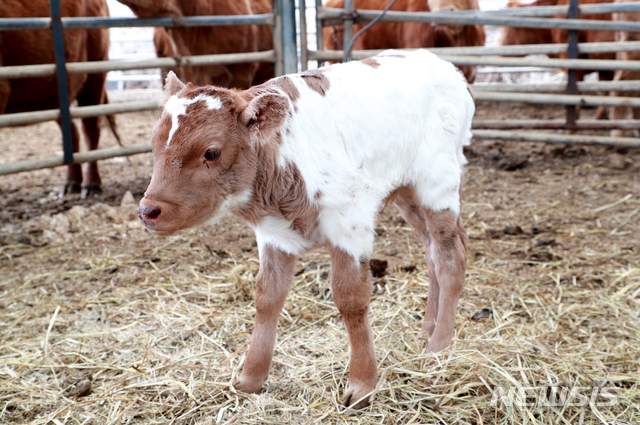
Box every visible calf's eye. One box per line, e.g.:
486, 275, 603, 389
204, 149, 221, 161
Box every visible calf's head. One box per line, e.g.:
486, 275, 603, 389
139, 72, 289, 235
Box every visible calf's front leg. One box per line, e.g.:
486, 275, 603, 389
330, 245, 377, 409
235, 245, 296, 393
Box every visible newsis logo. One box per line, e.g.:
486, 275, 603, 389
490, 386, 618, 408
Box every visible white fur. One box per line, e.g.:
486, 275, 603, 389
206, 189, 253, 226
164, 94, 223, 146
255, 216, 316, 257
260, 49, 474, 261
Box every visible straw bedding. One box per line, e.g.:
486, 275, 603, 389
1, 102, 639, 424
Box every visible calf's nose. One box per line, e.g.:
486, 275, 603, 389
139, 199, 162, 222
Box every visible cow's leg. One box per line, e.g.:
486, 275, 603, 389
235, 245, 297, 394
60, 120, 83, 197
393, 187, 439, 338
609, 91, 627, 138
329, 245, 377, 409
77, 73, 106, 199
423, 209, 468, 353
79, 115, 102, 199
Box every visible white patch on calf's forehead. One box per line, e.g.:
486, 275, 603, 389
164, 94, 223, 146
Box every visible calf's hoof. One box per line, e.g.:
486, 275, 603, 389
418, 322, 435, 340
342, 381, 376, 410
426, 336, 452, 353
234, 375, 264, 394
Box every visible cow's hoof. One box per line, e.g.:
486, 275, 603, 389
418, 323, 435, 340
81, 185, 102, 200
60, 183, 82, 198
234, 376, 264, 394
342, 382, 375, 410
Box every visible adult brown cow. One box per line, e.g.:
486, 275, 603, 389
0, 0, 114, 198
323, 0, 486, 82
499, 0, 556, 48
500, 0, 615, 81
118, 0, 273, 89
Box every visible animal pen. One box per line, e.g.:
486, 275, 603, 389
1, 0, 640, 177
1, 1, 639, 424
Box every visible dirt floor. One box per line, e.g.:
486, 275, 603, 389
1, 97, 639, 424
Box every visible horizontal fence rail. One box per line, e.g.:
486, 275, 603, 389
312, 50, 640, 72
0, 14, 274, 31
312, 41, 640, 57
0, 144, 152, 176
472, 130, 640, 147
472, 80, 640, 92
0, 51, 276, 80
473, 119, 640, 129
0, 100, 159, 127
474, 91, 640, 108
318, 7, 640, 31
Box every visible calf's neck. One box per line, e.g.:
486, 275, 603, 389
139, 50, 474, 408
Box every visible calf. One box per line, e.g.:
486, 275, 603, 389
139, 50, 474, 408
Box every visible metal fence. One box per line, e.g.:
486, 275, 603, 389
2, 0, 640, 177
0, 0, 298, 176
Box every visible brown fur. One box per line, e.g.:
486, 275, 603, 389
391, 186, 468, 351
299, 69, 331, 96
0, 0, 112, 196
235, 245, 297, 393
122, 0, 274, 89
328, 246, 377, 408
323, 0, 485, 83
499, 0, 556, 49
360, 57, 381, 68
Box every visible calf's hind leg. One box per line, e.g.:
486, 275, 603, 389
423, 209, 468, 353
392, 188, 440, 339
394, 188, 468, 352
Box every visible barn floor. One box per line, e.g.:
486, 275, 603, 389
1, 98, 639, 424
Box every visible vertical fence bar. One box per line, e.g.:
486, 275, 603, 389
273, 0, 284, 76
343, 0, 354, 62
300, 0, 309, 71
566, 0, 580, 128
280, 0, 298, 74
315, 0, 325, 68
49, 0, 74, 163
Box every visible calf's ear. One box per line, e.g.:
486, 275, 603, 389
160, 71, 186, 106
238, 93, 289, 137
